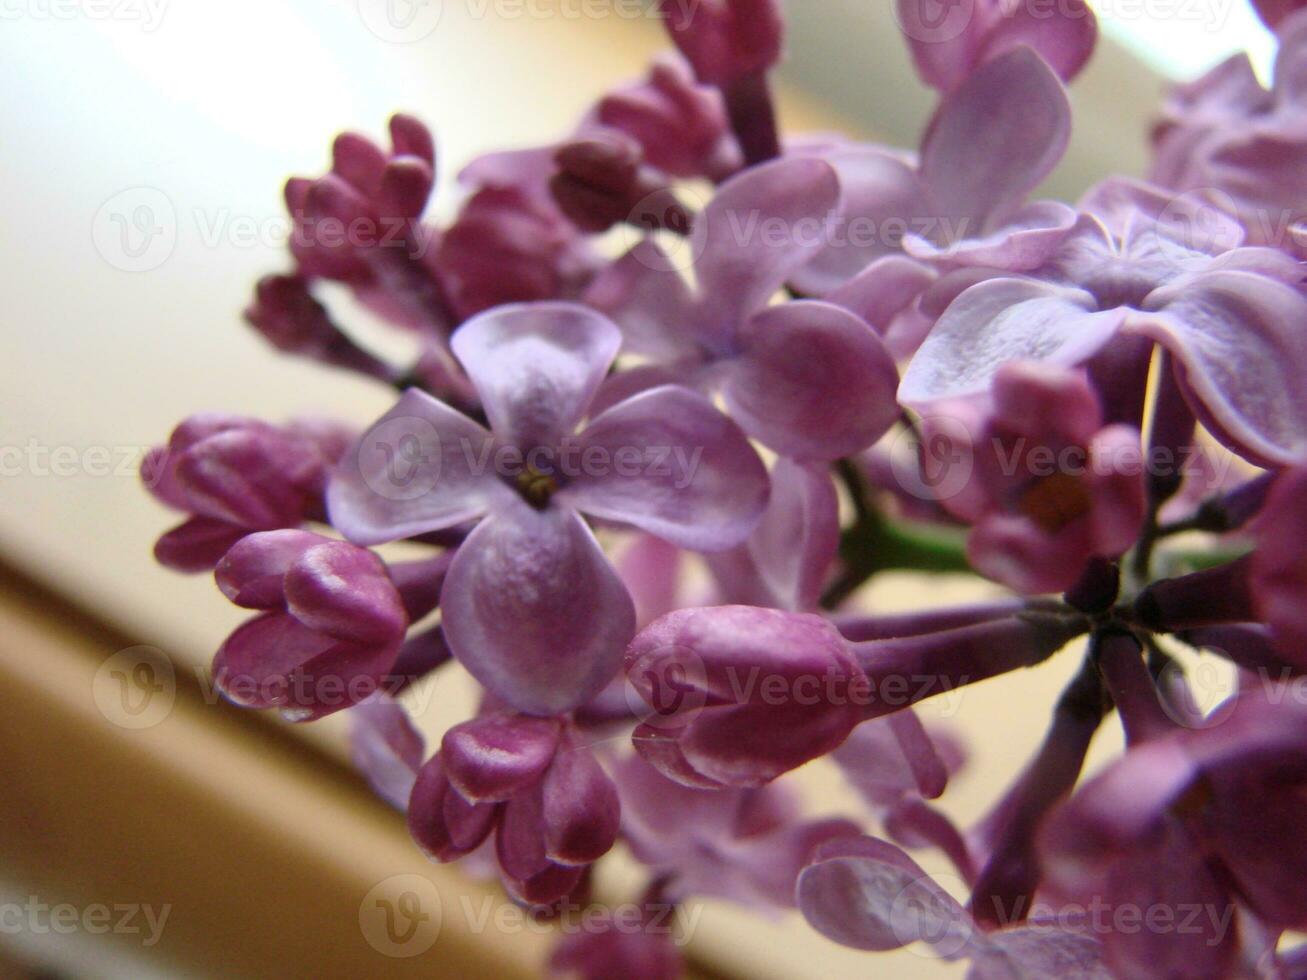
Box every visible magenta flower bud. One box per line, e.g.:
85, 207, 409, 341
549, 132, 689, 235
407, 753, 498, 863
212, 530, 409, 721
625, 606, 871, 788
244, 274, 396, 380
596, 54, 739, 179
1251, 465, 1307, 652
660, 0, 783, 87
410, 714, 620, 907
142, 415, 345, 572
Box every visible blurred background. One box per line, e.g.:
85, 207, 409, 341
0, 1, 1274, 977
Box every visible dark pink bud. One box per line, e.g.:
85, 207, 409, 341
626, 606, 870, 787
660, 0, 783, 87
408, 753, 498, 862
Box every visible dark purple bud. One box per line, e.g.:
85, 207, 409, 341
408, 753, 498, 862
550, 132, 690, 234
441, 713, 562, 804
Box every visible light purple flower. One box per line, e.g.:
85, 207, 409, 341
588, 156, 901, 460
797, 835, 1111, 977
142, 414, 352, 572
919, 362, 1147, 594
408, 712, 620, 906
897, 0, 1097, 95
1151, 11, 1307, 246
795, 48, 1078, 295
900, 179, 1307, 467
1040, 680, 1307, 978
348, 693, 426, 810
613, 752, 859, 910
329, 303, 768, 716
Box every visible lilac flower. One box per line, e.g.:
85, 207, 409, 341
660, 0, 782, 88
284, 114, 452, 334
408, 712, 620, 906
1040, 680, 1307, 978
592, 54, 740, 181
1151, 10, 1307, 245
625, 604, 1086, 788
588, 156, 901, 460
625, 605, 872, 788
900, 179, 1307, 467
613, 753, 859, 910
897, 0, 1097, 95
795, 48, 1078, 295
211, 530, 421, 721
142, 414, 351, 572
920, 362, 1147, 594
797, 835, 1111, 977
329, 303, 767, 716
1250, 465, 1307, 652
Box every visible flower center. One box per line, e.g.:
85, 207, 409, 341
1018, 472, 1093, 533
515, 466, 559, 509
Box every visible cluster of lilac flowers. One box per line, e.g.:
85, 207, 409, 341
143, 1, 1307, 976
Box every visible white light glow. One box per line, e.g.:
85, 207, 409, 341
1089, 0, 1278, 81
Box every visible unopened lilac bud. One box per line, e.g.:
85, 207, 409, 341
1134, 557, 1257, 632
626, 606, 870, 787
550, 133, 689, 234
660, 0, 784, 87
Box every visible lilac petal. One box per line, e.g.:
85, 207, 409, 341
327, 388, 504, 545
905, 200, 1079, 270
896, 0, 996, 93
540, 742, 621, 865
440, 503, 635, 716
725, 301, 900, 460
834, 715, 946, 808
349, 694, 425, 811
559, 385, 768, 552
899, 278, 1123, 409
747, 457, 840, 611
797, 835, 975, 954
407, 754, 497, 862
174, 428, 320, 528
153, 517, 245, 573
729, 817, 863, 909
212, 612, 398, 720
791, 148, 928, 297
1127, 272, 1307, 465
695, 156, 842, 329
583, 242, 702, 361
616, 534, 683, 627
450, 302, 622, 450
922, 48, 1071, 228
630, 724, 727, 790
826, 254, 938, 334
968, 925, 1111, 980
978, 0, 1098, 87
283, 541, 407, 644
441, 713, 561, 803
214, 529, 324, 610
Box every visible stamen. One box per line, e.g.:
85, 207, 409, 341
1018, 472, 1094, 533
516, 466, 559, 508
